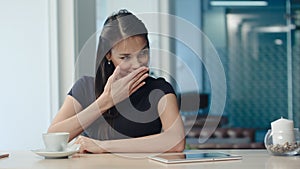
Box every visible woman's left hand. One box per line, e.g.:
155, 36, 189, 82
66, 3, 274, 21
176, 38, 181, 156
75, 136, 106, 153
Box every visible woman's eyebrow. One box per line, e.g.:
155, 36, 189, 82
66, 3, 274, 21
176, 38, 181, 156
118, 45, 148, 56
141, 45, 148, 50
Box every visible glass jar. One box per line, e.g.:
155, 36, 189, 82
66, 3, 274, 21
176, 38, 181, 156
264, 128, 300, 156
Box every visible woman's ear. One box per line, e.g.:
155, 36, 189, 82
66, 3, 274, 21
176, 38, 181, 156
106, 52, 111, 61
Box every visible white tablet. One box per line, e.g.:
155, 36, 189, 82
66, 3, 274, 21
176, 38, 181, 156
149, 152, 242, 164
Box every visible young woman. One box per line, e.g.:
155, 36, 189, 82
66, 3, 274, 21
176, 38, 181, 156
48, 9, 185, 153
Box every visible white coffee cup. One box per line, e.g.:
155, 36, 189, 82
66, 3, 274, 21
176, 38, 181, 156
42, 132, 70, 152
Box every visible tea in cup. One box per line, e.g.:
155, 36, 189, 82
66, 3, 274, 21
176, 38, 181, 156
42, 132, 70, 152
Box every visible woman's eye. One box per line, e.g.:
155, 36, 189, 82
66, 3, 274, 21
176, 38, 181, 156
120, 55, 130, 60
140, 51, 146, 55
138, 49, 149, 57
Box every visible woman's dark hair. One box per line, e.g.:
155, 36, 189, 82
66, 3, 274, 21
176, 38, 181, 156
95, 9, 149, 98
94, 9, 149, 117
84, 10, 150, 139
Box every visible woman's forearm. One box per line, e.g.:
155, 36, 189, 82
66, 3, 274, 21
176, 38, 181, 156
48, 102, 102, 140
48, 94, 113, 141
101, 131, 185, 153
99, 118, 185, 153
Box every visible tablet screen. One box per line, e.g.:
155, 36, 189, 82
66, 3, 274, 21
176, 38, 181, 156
149, 152, 242, 164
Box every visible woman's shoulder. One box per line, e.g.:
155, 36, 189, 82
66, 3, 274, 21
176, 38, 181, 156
146, 76, 175, 94
69, 76, 96, 107
146, 76, 168, 84
76, 76, 95, 85
72, 76, 95, 94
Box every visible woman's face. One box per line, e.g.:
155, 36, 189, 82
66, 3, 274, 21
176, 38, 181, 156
108, 36, 149, 76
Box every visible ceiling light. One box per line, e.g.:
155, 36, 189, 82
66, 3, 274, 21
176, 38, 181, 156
210, 1, 268, 6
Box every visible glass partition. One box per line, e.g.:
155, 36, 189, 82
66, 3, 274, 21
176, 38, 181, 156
85, 0, 300, 149
173, 0, 300, 148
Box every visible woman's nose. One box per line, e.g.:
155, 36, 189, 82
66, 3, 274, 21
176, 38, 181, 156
131, 57, 141, 70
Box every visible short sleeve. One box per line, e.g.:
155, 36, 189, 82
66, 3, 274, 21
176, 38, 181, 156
68, 76, 96, 109
150, 77, 175, 95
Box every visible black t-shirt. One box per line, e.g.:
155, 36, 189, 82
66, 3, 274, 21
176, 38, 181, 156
68, 76, 175, 140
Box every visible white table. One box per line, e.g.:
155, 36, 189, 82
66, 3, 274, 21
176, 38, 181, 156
1, 149, 300, 169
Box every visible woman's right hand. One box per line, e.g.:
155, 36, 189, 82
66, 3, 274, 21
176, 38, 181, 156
101, 65, 149, 107
75, 136, 107, 153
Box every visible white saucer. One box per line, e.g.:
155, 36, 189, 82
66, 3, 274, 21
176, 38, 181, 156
32, 144, 80, 159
